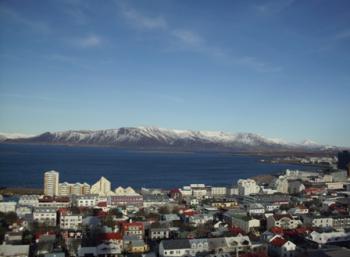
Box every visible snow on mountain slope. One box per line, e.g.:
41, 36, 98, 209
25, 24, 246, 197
3, 126, 335, 152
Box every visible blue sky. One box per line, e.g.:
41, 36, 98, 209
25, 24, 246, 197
0, 0, 349, 146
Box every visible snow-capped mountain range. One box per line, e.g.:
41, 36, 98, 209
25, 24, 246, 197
1, 127, 338, 152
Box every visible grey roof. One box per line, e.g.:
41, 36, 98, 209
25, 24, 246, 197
162, 239, 191, 250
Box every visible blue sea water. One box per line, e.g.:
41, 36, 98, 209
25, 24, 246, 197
0, 144, 320, 189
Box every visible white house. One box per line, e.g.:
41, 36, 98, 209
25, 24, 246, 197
267, 213, 301, 230
268, 235, 296, 257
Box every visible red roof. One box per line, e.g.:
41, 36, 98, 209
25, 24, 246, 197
229, 226, 245, 236
270, 236, 287, 247
101, 232, 123, 241
122, 221, 144, 230
270, 226, 284, 235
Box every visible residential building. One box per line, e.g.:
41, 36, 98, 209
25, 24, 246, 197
38, 196, 71, 208
18, 195, 40, 207
159, 236, 252, 257
149, 227, 170, 240
210, 187, 227, 196
267, 213, 301, 230
60, 212, 83, 230
237, 179, 260, 196
59, 182, 91, 196
121, 221, 144, 239
247, 203, 265, 215
223, 212, 260, 233
307, 230, 350, 245
90, 176, 113, 196
332, 215, 350, 229
44, 170, 59, 196
302, 215, 333, 228
268, 235, 296, 257
108, 195, 143, 207
33, 207, 57, 226
74, 195, 98, 208
16, 206, 32, 218
0, 202, 16, 213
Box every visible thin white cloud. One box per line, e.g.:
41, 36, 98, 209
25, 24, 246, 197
119, 4, 281, 73
121, 6, 167, 30
171, 29, 203, 47
71, 34, 103, 48
0, 6, 50, 33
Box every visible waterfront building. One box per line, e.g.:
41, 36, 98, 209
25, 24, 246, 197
90, 176, 114, 196
210, 186, 227, 196
44, 170, 59, 196
115, 186, 139, 196
59, 182, 91, 196
237, 179, 260, 196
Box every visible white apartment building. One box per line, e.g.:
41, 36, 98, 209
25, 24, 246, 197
90, 176, 114, 196
33, 207, 57, 226
44, 170, 59, 196
74, 195, 98, 207
115, 186, 139, 196
60, 213, 83, 230
18, 195, 40, 207
210, 187, 227, 196
237, 179, 260, 196
0, 202, 17, 213
59, 182, 91, 196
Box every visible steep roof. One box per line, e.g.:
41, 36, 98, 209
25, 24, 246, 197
270, 236, 287, 247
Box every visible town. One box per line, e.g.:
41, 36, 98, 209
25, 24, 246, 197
0, 151, 350, 257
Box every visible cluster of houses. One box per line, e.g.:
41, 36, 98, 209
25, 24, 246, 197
0, 165, 350, 257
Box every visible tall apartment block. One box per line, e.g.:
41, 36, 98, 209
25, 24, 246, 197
44, 170, 59, 196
